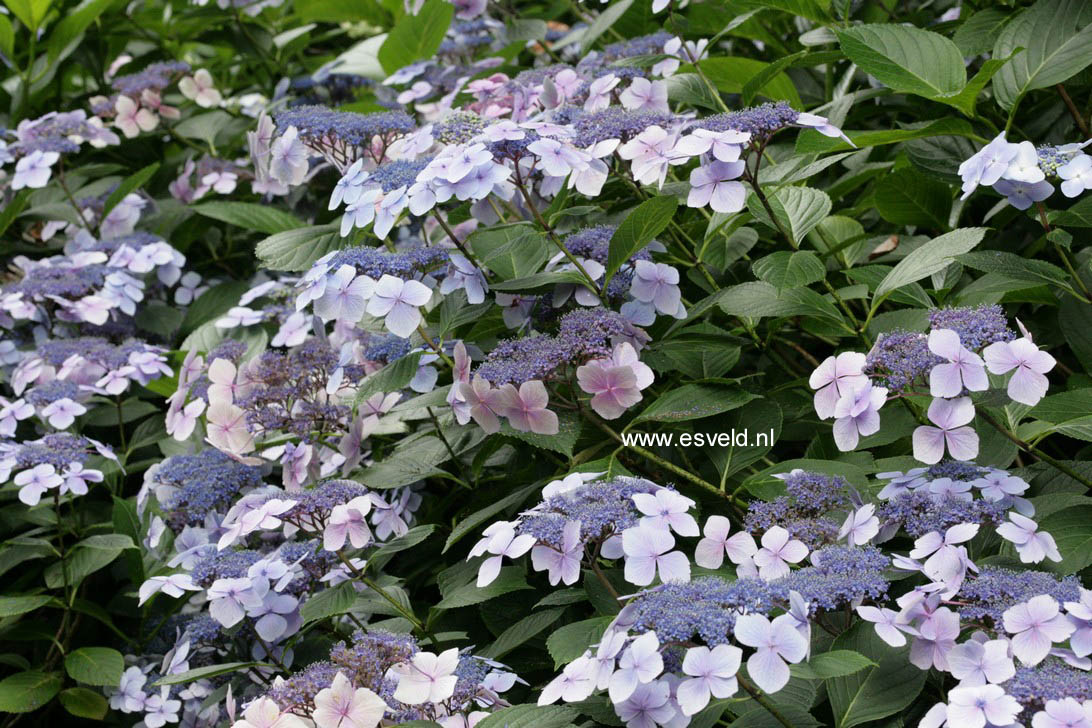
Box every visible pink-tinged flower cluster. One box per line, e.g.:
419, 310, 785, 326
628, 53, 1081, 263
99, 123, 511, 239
809, 309, 1054, 465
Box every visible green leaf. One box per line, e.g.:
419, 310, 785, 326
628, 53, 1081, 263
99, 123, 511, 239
748, 186, 831, 246
255, 224, 346, 271
64, 647, 124, 687
752, 251, 826, 290
1060, 297, 1092, 374
300, 580, 357, 624
354, 351, 424, 404
795, 118, 979, 155
1037, 505, 1092, 574
467, 223, 549, 280
632, 384, 757, 424
697, 57, 801, 105
443, 482, 540, 553
0, 595, 53, 617
101, 162, 159, 220
481, 270, 587, 293
665, 73, 725, 111
369, 524, 436, 566
0, 671, 62, 713
155, 662, 272, 686
378, 0, 454, 74
360, 434, 452, 489
836, 24, 966, 99
58, 687, 108, 720
956, 251, 1071, 288
0, 14, 14, 57
481, 608, 564, 659
192, 201, 305, 235
828, 623, 926, 728
546, 616, 613, 669
46, 0, 114, 62
436, 566, 531, 609
2, 0, 50, 30
606, 195, 678, 285
742, 50, 807, 105
717, 281, 845, 324
873, 228, 987, 300
954, 7, 1013, 56
501, 408, 582, 456
178, 280, 251, 336
1048, 194, 1092, 227
791, 650, 877, 680
874, 168, 952, 229
579, 0, 632, 52
993, 0, 1092, 112
44, 535, 135, 589
475, 704, 579, 728
940, 56, 1014, 117
174, 110, 235, 147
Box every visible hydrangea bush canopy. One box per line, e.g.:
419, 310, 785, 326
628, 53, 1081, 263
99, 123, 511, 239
1, 0, 1092, 726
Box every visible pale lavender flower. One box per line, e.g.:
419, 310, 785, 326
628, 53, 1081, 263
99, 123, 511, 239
948, 638, 1015, 686
677, 645, 741, 715
809, 352, 868, 420
686, 160, 746, 213
753, 526, 808, 580
909, 606, 960, 671
983, 337, 1056, 406
994, 179, 1054, 210
622, 524, 690, 586
856, 606, 909, 647
576, 360, 643, 420
838, 504, 879, 546
733, 613, 808, 693
366, 275, 432, 338
324, 496, 373, 551
632, 488, 698, 537
832, 382, 887, 451
912, 397, 978, 464
476, 523, 536, 587
609, 631, 663, 703
928, 329, 988, 398
531, 519, 582, 586
12, 150, 59, 189
997, 512, 1062, 564
959, 133, 1018, 199
496, 380, 558, 435
694, 515, 756, 569
619, 78, 669, 113
1031, 698, 1092, 728
945, 684, 1021, 728
207, 577, 263, 628
629, 261, 683, 317
1058, 154, 1092, 197
615, 680, 674, 727
1003, 595, 1076, 666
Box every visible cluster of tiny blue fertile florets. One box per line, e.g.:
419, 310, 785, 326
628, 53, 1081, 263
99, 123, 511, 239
877, 490, 1006, 536
744, 471, 851, 548
570, 108, 678, 147
698, 101, 800, 138
864, 330, 942, 394
153, 449, 264, 530
928, 304, 1015, 350
957, 567, 1083, 624
274, 106, 415, 147
626, 577, 780, 646
475, 308, 646, 385
328, 246, 448, 279
774, 545, 890, 611
519, 476, 661, 547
